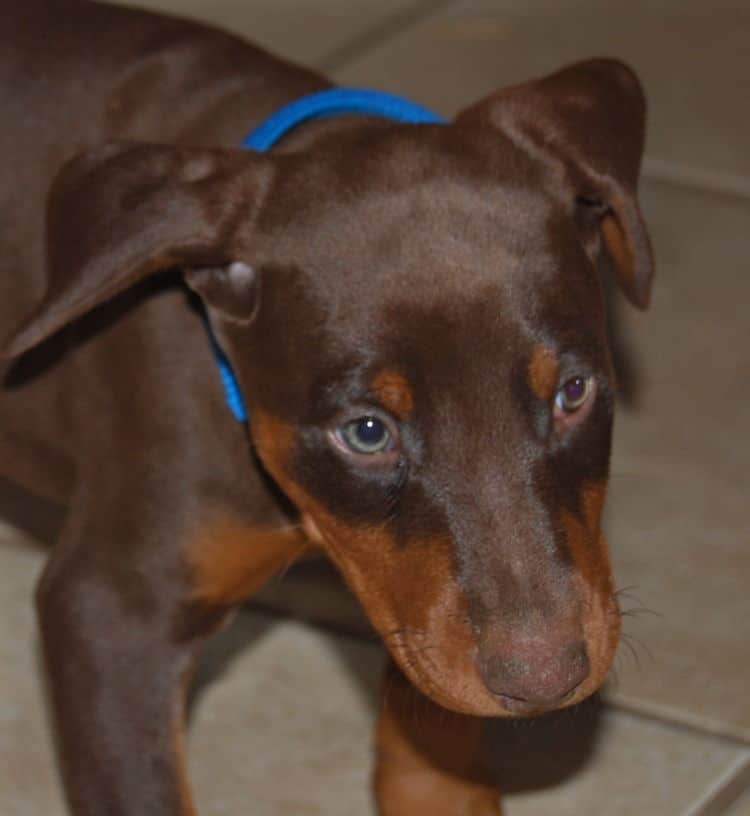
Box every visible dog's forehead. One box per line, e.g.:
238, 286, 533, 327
253, 127, 607, 405
267, 125, 534, 222
264, 127, 574, 300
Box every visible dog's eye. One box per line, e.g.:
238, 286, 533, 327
554, 376, 594, 415
340, 416, 392, 454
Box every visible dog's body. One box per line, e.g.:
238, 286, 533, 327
1, 1, 653, 814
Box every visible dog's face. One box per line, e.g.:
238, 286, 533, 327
4, 60, 652, 716
224, 126, 624, 716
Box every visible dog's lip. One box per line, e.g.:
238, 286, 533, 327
384, 630, 510, 717
493, 694, 551, 716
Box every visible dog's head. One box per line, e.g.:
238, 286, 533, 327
5, 60, 652, 716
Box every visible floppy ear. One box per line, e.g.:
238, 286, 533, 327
458, 59, 654, 308
3, 142, 273, 358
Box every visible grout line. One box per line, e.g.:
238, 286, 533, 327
681, 753, 750, 816
643, 157, 750, 202
316, 0, 457, 74
604, 693, 750, 747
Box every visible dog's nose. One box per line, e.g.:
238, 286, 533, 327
479, 637, 590, 714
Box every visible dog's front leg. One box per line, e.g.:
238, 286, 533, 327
374, 660, 502, 816
35, 487, 303, 816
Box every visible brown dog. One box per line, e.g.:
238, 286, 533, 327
0, 1, 653, 813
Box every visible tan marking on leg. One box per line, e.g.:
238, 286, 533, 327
375, 660, 502, 816
187, 522, 307, 607
527, 345, 559, 401
171, 663, 199, 816
370, 368, 414, 418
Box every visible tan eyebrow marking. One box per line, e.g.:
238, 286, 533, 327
528, 345, 559, 401
370, 368, 414, 419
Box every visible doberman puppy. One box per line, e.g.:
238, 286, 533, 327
0, 1, 654, 813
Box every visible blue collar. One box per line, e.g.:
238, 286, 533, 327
211, 88, 447, 422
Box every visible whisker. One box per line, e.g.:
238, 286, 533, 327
616, 589, 647, 606
620, 606, 663, 619
615, 586, 662, 622
622, 632, 655, 664
619, 634, 642, 670
608, 657, 621, 687
614, 584, 640, 599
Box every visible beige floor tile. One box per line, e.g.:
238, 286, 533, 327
124, 0, 428, 67
490, 713, 745, 816
602, 180, 750, 741
189, 611, 383, 816
690, 754, 750, 815
333, 0, 750, 188
0, 531, 66, 816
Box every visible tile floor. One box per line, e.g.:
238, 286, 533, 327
1, 0, 748, 813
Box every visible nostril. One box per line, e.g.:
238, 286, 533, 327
480, 638, 590, 710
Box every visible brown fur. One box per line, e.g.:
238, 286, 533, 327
188, 522, 307, 606
0, 2, 653, 812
